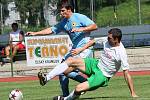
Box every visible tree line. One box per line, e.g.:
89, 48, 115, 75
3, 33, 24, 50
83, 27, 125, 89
1, 0, 141, 34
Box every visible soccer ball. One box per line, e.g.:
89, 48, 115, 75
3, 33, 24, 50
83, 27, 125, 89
9, 89, 23, 100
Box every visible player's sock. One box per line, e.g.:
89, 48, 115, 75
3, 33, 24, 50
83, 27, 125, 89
46, 62, 68, 80
64, 90, 80, 100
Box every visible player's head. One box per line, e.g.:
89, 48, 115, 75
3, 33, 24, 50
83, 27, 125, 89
11, 23, 18, 32
60, 3, 73, 18
19, 31, 24, 36
108, 28, 122, 47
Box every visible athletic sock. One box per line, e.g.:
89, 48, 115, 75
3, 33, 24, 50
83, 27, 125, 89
64, 90, 81, 100
46, 62, 68, 81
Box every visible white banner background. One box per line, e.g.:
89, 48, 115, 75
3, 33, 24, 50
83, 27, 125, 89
25, 35, 72, 67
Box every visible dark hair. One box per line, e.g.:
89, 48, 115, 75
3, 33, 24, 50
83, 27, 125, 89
60, 3, 74, 12
11, 23, 18, 28
108, 28, 122, 42
19, 31, 24, 36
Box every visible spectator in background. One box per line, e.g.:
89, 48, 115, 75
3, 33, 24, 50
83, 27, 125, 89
2, 23, 25, 62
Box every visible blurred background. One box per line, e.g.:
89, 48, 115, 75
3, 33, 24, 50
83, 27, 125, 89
0, 0, 150, 33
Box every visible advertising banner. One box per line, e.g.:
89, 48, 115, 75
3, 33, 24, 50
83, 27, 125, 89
25, 35, 72, 66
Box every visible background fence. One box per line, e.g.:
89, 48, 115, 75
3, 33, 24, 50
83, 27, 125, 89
0, 33, 150, 77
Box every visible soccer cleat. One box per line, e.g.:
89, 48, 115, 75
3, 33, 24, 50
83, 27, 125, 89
38, 71, 47, 86
53, 96, 64, 100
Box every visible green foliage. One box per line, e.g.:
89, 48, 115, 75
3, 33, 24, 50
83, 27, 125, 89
1, 0, 9, 19
14, 0, 46, 27
141, 0, 150, 24
95, 0, 150, 27
1, 0, 150, 32
0, 0, 9, 34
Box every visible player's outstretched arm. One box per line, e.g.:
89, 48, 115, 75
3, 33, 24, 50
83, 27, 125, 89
123, 70, 139, 98
26, 28, 52, 36
71, 39, 95, 56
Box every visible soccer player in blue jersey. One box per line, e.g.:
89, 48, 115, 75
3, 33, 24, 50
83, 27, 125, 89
26, 3, 97, 97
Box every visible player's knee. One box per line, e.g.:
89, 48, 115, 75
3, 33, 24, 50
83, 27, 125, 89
5, 46, 10, 50
75, 81, 89, 92
75, 84, 84, 92
66, 57, 76, 64
13, 46, 19, 50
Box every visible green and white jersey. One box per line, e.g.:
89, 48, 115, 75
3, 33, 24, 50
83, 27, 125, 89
95, 37, 129, 77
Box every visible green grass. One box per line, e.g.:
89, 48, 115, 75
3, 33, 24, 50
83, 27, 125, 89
0, 75, 150, 100
96, 0, 150, 27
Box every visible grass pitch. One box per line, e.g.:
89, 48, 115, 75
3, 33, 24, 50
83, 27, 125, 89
0, 75, 150, 100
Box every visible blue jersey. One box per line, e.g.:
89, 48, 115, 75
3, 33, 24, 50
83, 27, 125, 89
51, 13, 95, 49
